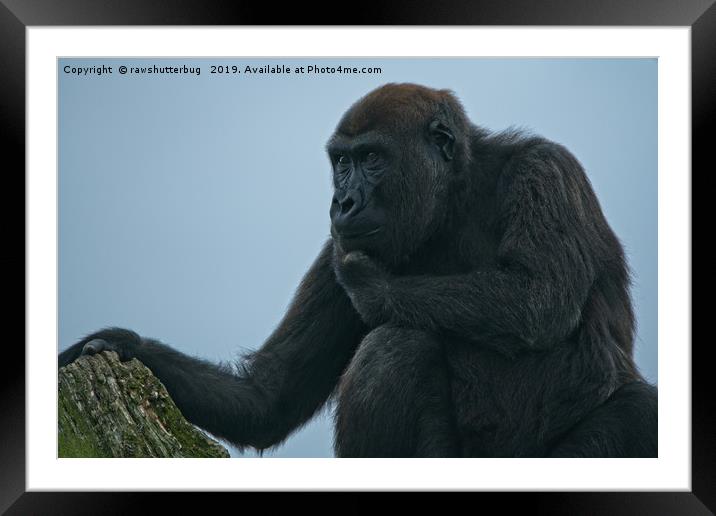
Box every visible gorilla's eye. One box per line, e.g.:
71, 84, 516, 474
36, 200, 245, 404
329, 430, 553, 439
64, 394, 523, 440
365, 152, 379, 164
363, 151, 383, 169
337, 155, 351, 166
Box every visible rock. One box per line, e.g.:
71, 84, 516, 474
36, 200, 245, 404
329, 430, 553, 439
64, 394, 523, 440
58, 351, 229, 458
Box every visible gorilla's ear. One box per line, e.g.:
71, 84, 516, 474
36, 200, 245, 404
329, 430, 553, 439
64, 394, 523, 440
429, 120, 456, 161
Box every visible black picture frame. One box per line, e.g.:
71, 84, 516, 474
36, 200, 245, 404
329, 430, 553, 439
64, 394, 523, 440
3, 1, 708, 513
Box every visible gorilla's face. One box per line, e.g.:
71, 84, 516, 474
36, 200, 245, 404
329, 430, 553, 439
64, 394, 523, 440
327, 86, 458, 265
327, 132, 390, 252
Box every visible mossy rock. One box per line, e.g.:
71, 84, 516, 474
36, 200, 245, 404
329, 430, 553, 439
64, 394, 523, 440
58, 351, 229, 458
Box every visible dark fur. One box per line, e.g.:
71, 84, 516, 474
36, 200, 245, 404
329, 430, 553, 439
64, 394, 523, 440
59, 83, 657, 457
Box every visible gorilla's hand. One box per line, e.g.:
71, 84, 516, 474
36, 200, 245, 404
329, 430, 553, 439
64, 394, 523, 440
59, 327, 142, 368
334, 249, 392, 326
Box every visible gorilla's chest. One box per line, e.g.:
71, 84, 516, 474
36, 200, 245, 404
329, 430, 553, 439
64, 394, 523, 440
402, 224, 498, 276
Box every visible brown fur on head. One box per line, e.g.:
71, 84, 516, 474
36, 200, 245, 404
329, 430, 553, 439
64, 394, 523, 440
338, 83, 470, 141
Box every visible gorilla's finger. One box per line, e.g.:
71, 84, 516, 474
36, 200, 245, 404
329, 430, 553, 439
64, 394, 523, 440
343, 251, 370, 266
81, 338, 109, 356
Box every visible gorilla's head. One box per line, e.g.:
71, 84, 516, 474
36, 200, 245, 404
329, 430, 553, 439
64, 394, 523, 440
327, 83, 472, 266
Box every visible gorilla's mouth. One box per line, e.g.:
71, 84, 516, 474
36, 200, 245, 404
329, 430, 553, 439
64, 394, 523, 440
339, 227, 382, 240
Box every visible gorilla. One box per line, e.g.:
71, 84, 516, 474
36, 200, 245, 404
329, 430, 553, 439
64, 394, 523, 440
59, 83, 657, 457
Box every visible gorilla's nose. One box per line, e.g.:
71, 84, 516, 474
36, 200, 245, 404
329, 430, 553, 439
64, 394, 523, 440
333, 189, 364, 221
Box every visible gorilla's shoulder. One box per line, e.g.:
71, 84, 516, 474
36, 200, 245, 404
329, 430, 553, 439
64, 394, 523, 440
501, 136, 584, 180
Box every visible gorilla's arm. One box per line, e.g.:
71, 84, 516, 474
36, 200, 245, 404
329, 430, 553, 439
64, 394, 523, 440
60, 241, 367, 450
339, 145, 599, 353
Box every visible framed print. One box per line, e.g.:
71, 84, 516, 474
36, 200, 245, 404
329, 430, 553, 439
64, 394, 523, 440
4, 0, 709, 513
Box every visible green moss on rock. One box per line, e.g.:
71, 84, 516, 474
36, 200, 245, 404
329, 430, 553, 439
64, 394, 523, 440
58, 352, 229, 458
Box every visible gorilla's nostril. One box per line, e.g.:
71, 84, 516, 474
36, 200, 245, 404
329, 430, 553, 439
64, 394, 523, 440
341, 198, 355, 214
